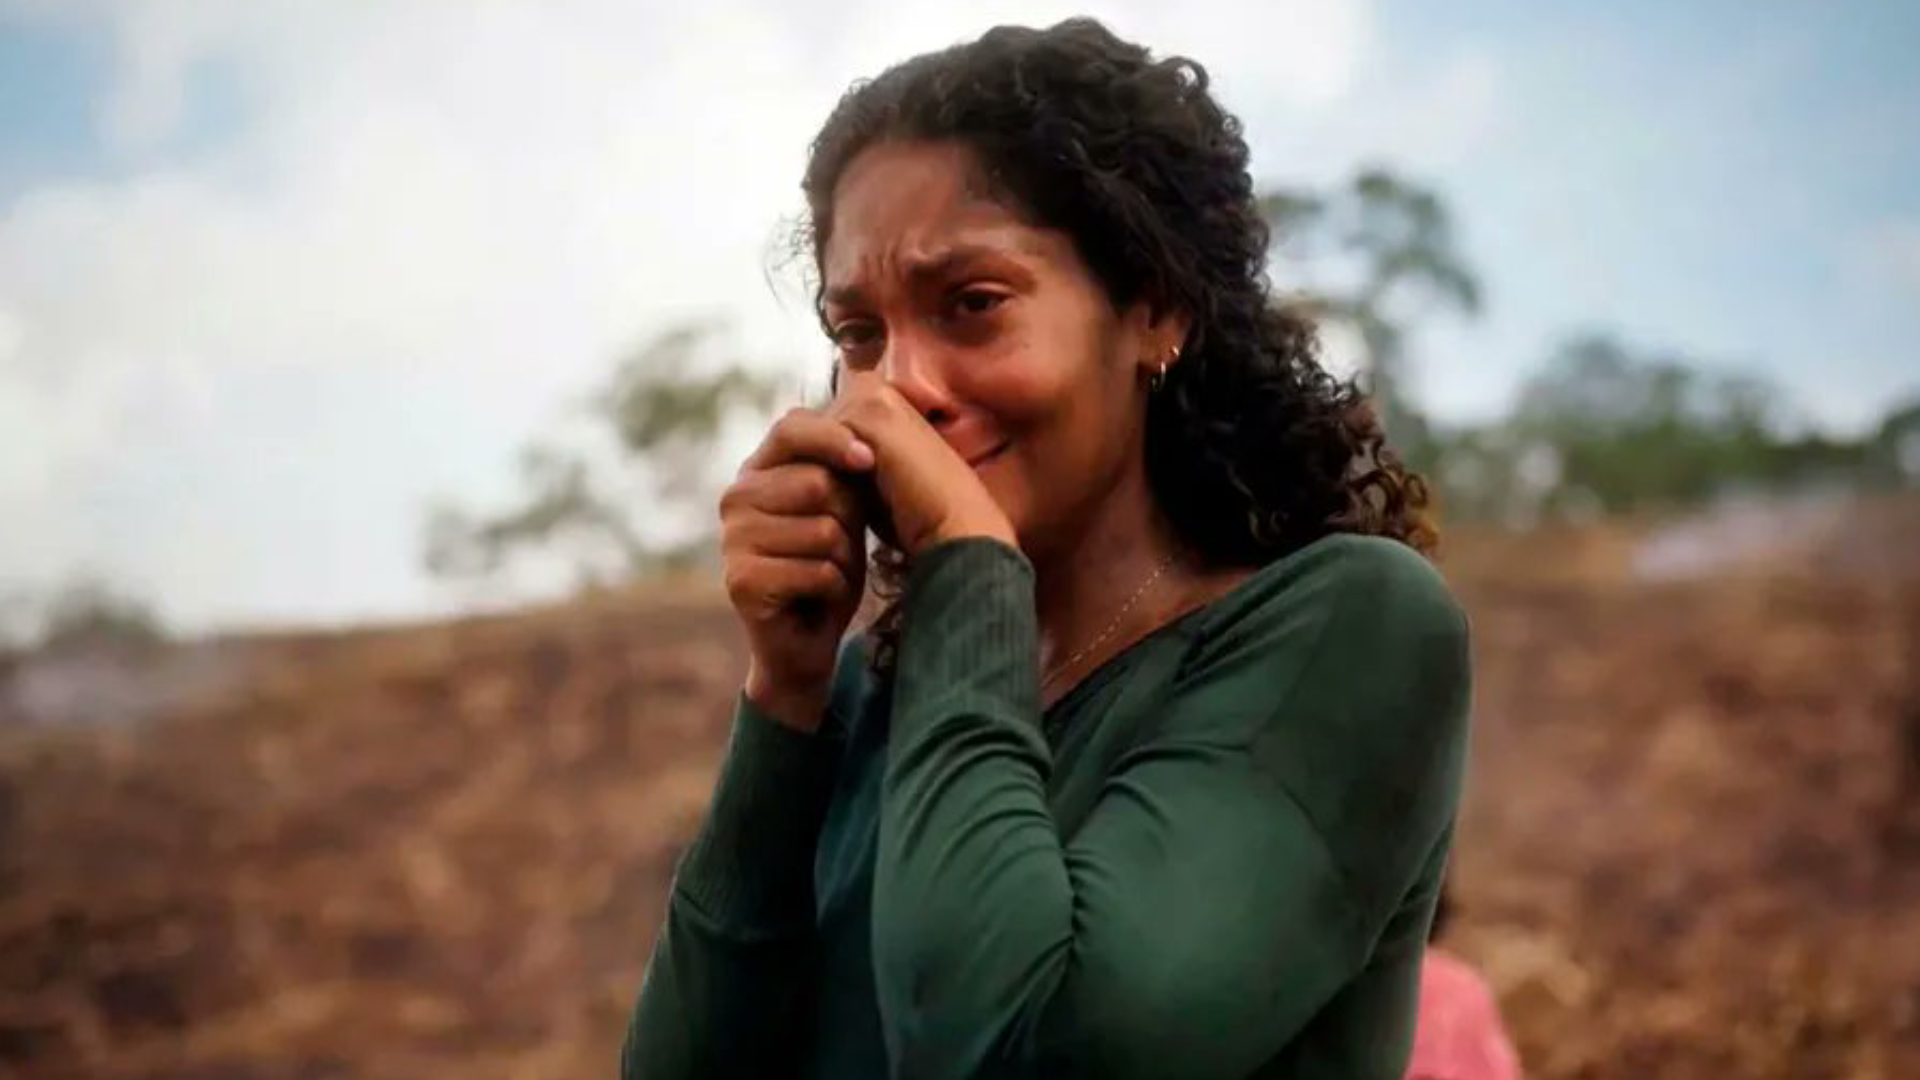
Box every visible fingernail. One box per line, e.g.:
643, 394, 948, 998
847, 438, 876, 469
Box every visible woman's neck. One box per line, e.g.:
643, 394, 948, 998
1026, 470, 1259, 699
1028, 470, 1191, 684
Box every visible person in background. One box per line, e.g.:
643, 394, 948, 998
1405, 886, 1524, 1080
623, 18, 1472, 1080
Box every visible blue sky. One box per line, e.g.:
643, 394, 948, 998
1245, 0, 1920, 427
0, 16, 242, 202
0, 23, 97, 198
1, 0, 1916, 632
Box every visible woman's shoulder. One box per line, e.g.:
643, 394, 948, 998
1189, 532, 1467, 662
1176, 534, 1473, 918
1161, 532, 1471, 774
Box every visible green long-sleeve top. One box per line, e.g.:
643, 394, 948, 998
623, 533, 1471, 1080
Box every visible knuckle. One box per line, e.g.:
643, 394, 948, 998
798, 467, 832, 504
763, 410, 807, 452
813, 517, 842, 548
814, 561, 844, 590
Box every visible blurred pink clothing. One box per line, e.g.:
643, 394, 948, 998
1404, 948, 1522, 1080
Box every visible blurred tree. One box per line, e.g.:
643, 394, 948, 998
36, 580, 166, 652
1487, 334, 1916, 519
424, 444, 649, 583
1419, 425, 1564, 526
1259, 168, 1482, 446
0, 589, 32, 657
1869, 397, 1920, 487
425, 323, 786, 587
1505, 334, 1764, 514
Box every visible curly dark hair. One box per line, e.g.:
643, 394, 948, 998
803, 18, 1435, 672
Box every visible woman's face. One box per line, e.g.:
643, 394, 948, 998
822, 139, 1171, 557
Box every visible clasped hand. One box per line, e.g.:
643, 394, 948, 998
718, 370, 1013, 728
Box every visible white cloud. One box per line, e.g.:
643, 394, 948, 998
0, 0, 1372, 630
1253, 41, 1508, 186
1854, 218, 1920, 303
805, 0, 1371, 109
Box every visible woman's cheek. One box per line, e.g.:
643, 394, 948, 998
965, 343, 1071, 425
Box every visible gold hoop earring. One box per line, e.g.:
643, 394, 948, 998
1149, 344, 1180, 393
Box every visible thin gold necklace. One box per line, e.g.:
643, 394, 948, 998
1040, 552, 1177, 693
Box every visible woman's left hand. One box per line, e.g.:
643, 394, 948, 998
829, 371, 1016, 556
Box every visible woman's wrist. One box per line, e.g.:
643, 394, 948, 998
743, 661, 831, 734
922, 513, 1018, 553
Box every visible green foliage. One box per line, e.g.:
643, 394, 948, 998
1259, 169, 1913, 524
424, 445, 647, 581
1260, 167, 1481, 442
1513, 334, 1782, 514
425, 323, 787, 587
35, 580, 166, 652
1428, 333, 1911, 523
1869, 399, 1920, 485
598, 323, 783, 455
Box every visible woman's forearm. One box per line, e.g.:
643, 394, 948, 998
621, 696, 841, 1078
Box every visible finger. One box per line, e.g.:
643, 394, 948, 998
744, 407, 875, 473
828, 379, 950, 473
724, 509, 861, 569
723, 463, 867, 538
829, 367, 891, 408
824, 376, 899, 447
724, 553, 858, 616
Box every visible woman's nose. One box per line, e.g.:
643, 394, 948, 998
879, 333, 957, 427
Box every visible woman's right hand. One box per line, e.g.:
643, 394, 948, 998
719, 408, 875, 732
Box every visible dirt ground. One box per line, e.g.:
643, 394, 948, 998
2, 504, 1916, 1079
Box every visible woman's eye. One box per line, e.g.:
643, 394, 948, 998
831, 321, 881, 351
951, 289, 1007, 318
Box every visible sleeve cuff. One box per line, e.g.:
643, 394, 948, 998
673, 693, 842, 935
894, 537, 1041, 739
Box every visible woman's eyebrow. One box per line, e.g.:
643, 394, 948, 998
906, 244, 1002, 281
825, 244, 1033, 309
822, 281, 869, 310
